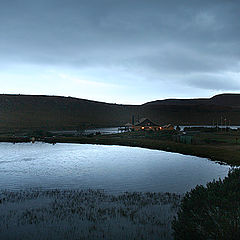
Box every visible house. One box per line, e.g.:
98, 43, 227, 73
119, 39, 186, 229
133, 118, 161, 131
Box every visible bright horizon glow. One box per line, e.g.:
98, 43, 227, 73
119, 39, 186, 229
1, 63, 239, 105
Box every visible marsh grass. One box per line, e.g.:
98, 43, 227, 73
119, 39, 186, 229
0, 189, 181, 240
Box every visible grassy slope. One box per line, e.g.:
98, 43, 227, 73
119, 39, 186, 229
1, 94, 240, 130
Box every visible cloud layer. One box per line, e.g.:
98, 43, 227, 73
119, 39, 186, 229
0, 0, 240, 103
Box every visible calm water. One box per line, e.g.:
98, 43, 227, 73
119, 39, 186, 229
0, 142, 232, 239
0, 142, 230, 194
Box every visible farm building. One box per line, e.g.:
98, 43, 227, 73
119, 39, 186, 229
133, 118, 161, 131
132, 118, 175, 131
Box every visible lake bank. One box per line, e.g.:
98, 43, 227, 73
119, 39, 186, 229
0, 131, 239, 166
54, 135, 240, 166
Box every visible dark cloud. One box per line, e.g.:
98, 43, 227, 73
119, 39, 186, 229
0, 0, 240, 92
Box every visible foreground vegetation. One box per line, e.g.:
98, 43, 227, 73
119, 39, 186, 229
172, 168, 240, 240
0, 189, 180, 240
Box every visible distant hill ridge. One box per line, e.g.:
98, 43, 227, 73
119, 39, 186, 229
0, 93, 239, 130
143, 94, 240, 107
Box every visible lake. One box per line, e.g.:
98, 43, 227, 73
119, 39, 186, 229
0, 142, 232, 239
0, 142, 230, 194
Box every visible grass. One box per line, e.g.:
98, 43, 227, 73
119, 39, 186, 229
0, 189, 181, 240
1, 129, 240, 165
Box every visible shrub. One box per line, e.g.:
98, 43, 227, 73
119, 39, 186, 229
172, 168, 240, 240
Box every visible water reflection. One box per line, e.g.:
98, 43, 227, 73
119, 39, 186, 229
0, 143, 230, 194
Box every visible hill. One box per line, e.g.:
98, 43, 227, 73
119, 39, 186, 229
0, 94, 239, 131
141, 93, 240, 126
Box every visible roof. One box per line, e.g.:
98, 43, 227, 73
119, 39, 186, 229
135, 118, 158, 126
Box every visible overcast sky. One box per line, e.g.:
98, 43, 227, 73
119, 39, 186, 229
0, 0, 240, 104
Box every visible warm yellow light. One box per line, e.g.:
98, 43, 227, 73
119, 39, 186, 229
160, 127, 162, 130
141, 127, 144, 129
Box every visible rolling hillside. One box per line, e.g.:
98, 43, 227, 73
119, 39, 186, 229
0, 94, 239, 131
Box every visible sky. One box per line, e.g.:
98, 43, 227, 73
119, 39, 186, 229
0, 0, 240, 104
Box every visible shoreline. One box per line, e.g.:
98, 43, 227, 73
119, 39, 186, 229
1, 132, 240, 166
